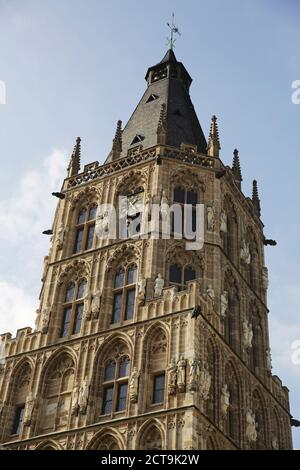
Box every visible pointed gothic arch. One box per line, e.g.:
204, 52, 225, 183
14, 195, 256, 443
137, 418, 165, 450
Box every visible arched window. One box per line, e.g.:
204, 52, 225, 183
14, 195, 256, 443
111, 265, 137, 324
146, 329, 167, 408
169, 264, 196, 291
222, 197, 238, 265
101, 356, 130, 416
172, 187, 198, 235
10, 364, 31, 437
73, 204, 97, 253
40, 355, 74, 433
60, 279, 87, 337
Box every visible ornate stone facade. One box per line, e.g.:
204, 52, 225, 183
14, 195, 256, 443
0, 49, 292, 450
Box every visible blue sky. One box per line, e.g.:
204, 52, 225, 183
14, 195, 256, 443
0, 0, 300, 448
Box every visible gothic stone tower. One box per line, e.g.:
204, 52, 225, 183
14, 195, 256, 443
0, 49, 293, 450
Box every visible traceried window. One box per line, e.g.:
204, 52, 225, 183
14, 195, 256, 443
169, 264, 196, 291
60, 279, 86, 338
111, 265, 137, 324
9, 363, 31, 438
172, 187, 198, 235
73, 204, 97, 254
101, 356, 130, 415
152, 374, 165, 404
40, 355, 74, 433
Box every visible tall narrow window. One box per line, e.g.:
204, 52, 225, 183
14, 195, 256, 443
60, 279, 87, 338
169, 265, 196, 291
101, 356, 130, 415
111, 265, 137, 324
12, 404, 25, 435
73, 204, 97, 253
153, 374, 165, 404
172, 187, 198, 235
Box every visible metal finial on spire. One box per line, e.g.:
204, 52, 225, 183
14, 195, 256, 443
167, 13, 181, 50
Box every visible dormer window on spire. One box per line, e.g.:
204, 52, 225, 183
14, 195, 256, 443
130, 135, 145, 146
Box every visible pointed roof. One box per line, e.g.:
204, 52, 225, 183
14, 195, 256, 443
67, 137, 81, 177
252, 179, 261, 216
106, 50, 207, 162
207, 115, 221, 157
232, 148, 242, 183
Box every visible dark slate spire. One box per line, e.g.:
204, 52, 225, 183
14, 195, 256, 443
67, 137, 81, 177
105, 49, 207, 161
207, 115, 221, 157
232, 148, 242, 188
111, 120, 123, 161
252, 179, 261, 217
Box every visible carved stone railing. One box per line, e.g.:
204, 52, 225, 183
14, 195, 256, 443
66, 145, 216, 189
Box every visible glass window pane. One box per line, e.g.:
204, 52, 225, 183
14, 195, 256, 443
119, 356, 130, 378
77, 279, 87, 299
127, 266, 137, 285
88, 205, 97, 221
187, 191, 197, 206
12, 405, 25, 435
112, 293, 122, 323
192, 209, 197, 232
116, 383, 128, 412
170, 265, 182, 285
153, 374, 165, 404
104, 360, 116, 381
74, 228, 84, 253
78, 208, 87, 225
184, 267, 196, 284
86, 225, 95, 250
114, 270, 125, 289
60, 307, 72, 337
65, 283, 75, 303
174, 187, 185, 204
102, 386, 114, 415
73, 303, 83, 334
125, 289, 135, 320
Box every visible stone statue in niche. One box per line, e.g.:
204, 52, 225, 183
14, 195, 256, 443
71, 381, 80, 416
154, 274, 164, 297
206, 285, 215, 301
199, 361, 211, 400
245, 409, 257, 443
41, 256, 49, 282
220, 384, 230, 417
240, 239, 251, 265
167, 358, 177, 395
177, 356, 187, 392
160, 190, 169, 218
266, 348, 272, 372
56, 222, 66, 250
129, 367, 140, 403
207, 204, 215, 231
78, 377, 89, 414
23, 391, 35, 426
220, 211, 227, 233
243, 319, 253, 349
41, 302, 51, 334
91, 290, 101, 319
137, 278, 147, 304
262, 267, 269, 290
271, 436, 279, 450
220, 291, 228, 318
188, 358, 199, 392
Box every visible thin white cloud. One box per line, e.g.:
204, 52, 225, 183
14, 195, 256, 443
0, 147, 67, 336
0, 281, 35, 334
